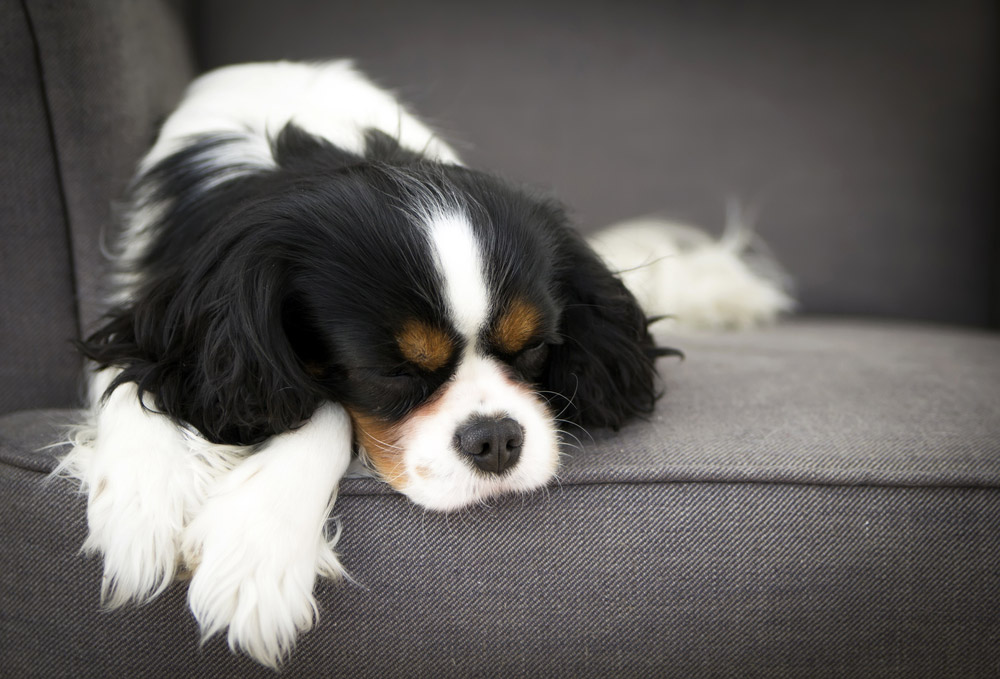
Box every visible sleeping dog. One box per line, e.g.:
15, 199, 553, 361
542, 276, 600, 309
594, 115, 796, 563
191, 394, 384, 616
59, 61, 789, 667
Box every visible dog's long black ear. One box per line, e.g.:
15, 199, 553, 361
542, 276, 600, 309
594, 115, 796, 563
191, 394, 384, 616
80, 234, 324, 446
541, 223, 678, 430
78, 125, 372, 446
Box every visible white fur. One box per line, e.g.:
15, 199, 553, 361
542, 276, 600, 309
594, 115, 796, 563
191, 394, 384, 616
182, 403, 352, 669
60, 372, 351, 668
55, 369, 245, 608
60, 61, 467, 669
145, 60, 459, 171
393, 355, 559, 511
426, 209, 491, 339
118, 60, 462, 296
588, 216, 794, 331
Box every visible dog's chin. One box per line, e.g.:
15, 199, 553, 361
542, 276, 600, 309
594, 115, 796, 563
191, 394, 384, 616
395, 450, 560, 512
389, 468, 557, 512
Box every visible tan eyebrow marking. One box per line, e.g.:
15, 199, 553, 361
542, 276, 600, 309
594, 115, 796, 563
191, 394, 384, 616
396, 319, 454, 371
494, 298, 542, 354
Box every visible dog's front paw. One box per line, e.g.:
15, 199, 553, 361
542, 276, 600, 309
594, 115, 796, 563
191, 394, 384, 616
62, 432, 189, 608
182, 453, 345, 668
56, 377, 207, 608
81, 455, 185, 608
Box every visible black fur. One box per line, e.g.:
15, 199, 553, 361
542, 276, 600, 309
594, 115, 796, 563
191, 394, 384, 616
80, 124, 673, 445
541, 210, 679, 430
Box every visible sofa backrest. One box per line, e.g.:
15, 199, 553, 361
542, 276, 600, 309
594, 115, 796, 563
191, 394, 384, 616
195, 0, 998, 327
1, 0, 996, 414
0, 0, 193, 413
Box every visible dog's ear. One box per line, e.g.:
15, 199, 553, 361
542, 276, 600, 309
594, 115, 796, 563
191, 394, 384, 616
82, 237, 324, 446
79, 124, 381, 446
541, 222, 678, 430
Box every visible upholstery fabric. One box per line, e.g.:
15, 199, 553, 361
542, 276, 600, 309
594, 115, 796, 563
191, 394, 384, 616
22, 0, 195, 334
3, 320, 998, 678
0, 1, 81, 413
195, 0, 999, 328
1, 0, 194, 414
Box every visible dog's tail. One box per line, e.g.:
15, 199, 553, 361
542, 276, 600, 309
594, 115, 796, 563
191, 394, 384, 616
587, 204, 795, 331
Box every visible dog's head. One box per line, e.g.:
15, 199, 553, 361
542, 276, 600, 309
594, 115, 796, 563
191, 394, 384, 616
84, 127, 670, 510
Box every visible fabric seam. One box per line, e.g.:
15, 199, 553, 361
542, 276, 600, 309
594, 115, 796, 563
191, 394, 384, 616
20, 0, 84, 343
334, 478, 1000, 494
8, 455, 994, 492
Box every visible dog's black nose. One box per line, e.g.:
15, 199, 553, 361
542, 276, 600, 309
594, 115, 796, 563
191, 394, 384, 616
454, 416, 524, 475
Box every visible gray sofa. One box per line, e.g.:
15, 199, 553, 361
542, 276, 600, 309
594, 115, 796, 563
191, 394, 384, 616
2, 1, 998, 677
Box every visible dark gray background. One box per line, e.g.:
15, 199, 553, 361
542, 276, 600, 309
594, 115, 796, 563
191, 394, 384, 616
193, 0, 998, 327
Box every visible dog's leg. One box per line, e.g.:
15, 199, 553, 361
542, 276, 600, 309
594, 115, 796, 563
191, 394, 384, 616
57, 368, 212, 608
181, 402, 352, 669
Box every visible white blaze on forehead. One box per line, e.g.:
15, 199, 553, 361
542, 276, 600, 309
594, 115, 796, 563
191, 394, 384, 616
426, 210, 491, 339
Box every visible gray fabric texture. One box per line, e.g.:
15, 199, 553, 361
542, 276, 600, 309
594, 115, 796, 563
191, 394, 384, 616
195, 0, 999, 328
22, 0, 195, 334
0, 0, 81, 414
0, 0, 194, 414
2, 320, 999, 677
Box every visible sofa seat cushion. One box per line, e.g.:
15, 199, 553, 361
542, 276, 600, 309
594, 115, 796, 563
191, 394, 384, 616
2, 318, 998, 677
341, 317, 999, 492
